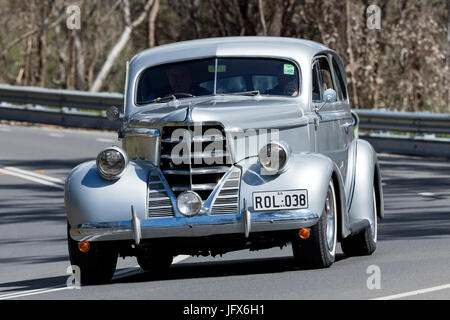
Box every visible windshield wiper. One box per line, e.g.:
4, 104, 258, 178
223, 90, 261, 96
150, 94, 177, 104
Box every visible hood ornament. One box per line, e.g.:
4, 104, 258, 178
185, 103, 194, 123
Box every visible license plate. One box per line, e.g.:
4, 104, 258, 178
252, 190, 308, 211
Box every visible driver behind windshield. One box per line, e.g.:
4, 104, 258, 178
166, 65, 210, 97
145, 65, 210, 102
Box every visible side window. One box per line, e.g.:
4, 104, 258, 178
318, 57, 334, 92
312, 62, 321, 102
332, 58, 348, 100
312, 57, 335, 102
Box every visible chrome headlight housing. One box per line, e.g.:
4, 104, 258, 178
96, 146, 128, 180
258, 141, 291, 174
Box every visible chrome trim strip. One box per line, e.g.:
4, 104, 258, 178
163, 166, 229, 175
147, 205, 173, 209
160, 151, 229, 160
124, 128, 160, 137
147, 196, 172, 201
162, 136, 226, 143
210, 203, 239, 207
172, 183, 217, 191
149, 189, 167, 193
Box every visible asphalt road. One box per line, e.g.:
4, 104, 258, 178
0, 123, 449, 301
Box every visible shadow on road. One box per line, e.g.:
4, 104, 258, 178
111, 253, 348, 285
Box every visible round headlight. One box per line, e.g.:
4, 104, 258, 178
96, 146, 128, 180
176, 191, 202, 217
258, 142, 290, 174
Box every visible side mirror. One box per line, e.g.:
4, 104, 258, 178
323, 88, 337, 103
106, 106, 121, 121
315, 88, 337, 114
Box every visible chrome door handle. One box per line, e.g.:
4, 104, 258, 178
341, 122, 353, 133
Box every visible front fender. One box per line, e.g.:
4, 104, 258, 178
65, 161, 154, 226
237, 153, 342, 222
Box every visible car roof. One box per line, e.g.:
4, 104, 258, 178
129, 36, 333, 69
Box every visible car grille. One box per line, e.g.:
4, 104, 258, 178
210, 168, 241, 215
147, 172, 174, 218
159, 123, 239, 214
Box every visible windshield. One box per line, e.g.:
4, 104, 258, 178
136, 58, 300, 105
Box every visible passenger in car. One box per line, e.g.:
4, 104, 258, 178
265, 74, 298, 96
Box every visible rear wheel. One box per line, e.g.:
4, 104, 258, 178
67, 223, 118, 285
136, 247, 173, 274
292, 180, 337, 269
341, 187, 377, 256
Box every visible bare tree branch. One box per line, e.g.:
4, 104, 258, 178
148, 0, 160, 48
90, 0, 155, 92
258, 0, 267, 36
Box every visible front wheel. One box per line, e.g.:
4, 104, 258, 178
292, 180, 338, 269
67, 223, 118, 285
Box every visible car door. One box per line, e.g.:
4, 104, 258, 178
331, 54, 355, 201
312, 55, 349, 181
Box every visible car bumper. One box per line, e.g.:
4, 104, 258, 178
69, 210, 319, 242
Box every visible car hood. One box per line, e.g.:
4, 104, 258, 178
126, 96, 309, 131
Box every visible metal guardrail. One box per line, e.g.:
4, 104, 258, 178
0, 84, 122, 130
357, 110, 450, 135
0, 84, 449, 157
0, 84, 123, 110
355, 110, 450, 158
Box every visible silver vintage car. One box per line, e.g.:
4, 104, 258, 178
65, 37, 384, 284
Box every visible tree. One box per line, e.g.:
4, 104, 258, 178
89, 0, 156, 92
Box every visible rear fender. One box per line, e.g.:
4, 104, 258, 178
349, 139, 384, 222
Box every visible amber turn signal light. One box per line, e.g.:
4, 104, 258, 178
298, 228, 310, 239
78, 240, 90, 253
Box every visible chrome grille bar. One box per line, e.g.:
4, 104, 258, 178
171, 183, 217, 192
210, 167, 241, 215
162, 166, 229, 176
147, 172, 174, 218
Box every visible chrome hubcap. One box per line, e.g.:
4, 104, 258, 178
371, 188, 378, 243
325, 185, 335, 252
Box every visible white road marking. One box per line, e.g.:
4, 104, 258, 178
372, 283, 450, 300
49, 133, 65, 138
1, 166, 64, 184
0, 127, 11, 132
0, 286, 67, 300
418, 192, 436, 197
96, 138, 117, 143
0, 168, 64, 190
0, 255, 191, 300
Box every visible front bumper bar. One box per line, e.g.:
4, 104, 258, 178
69, 210, 319, 242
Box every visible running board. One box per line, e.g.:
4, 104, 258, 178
349, 219, 370, 236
